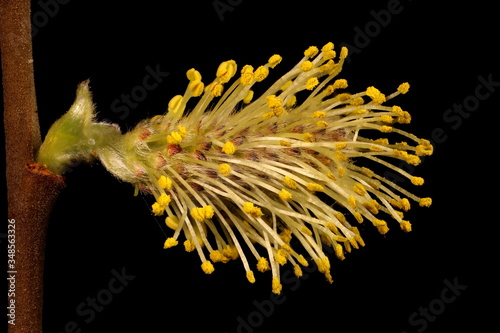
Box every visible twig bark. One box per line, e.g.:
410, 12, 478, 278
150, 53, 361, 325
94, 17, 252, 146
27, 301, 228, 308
1, 0, 66, 332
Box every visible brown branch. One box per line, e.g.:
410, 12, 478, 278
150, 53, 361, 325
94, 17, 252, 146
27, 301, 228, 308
1, 0, 66, 332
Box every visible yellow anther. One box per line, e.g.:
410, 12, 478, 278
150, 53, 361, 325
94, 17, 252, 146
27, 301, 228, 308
316, 120, 328, 128
294, 265, 303, 277
400, 198, 411, 211
300, 60, 314, 71
361, 167, 374, 177
319, 59, 336, 73
334, 151, 348, 161
157, 193, 171, 207
190, 205, 215, 222
280, 80, 293, 91
380, 125, 393, 133
406, 154, 421, 166
349, 226, 364, 245
296, 255, 308, 267
411, 177, 424, 186
201, 260, 215, 274
272, 277, 282, 294
257, 257, 270, 272
254, 66, 269, 82
241, 64, 253, 74
338, 93, 352, 102
240, 73, 254, 86
351, 108, 368, 115
303, 133, 315, 142
209, 82, 224, 97
348, 235, 359, 250
393, 149, 408, 159
304, 46, 319, 58
151, 202, 165, 216
373, 138, 389, 145
350, 96, 364, 105
242, 202, 264, 218
243, 90, 254, 104
285, 95, 297, 107
323, 85, 336, 96
338, 167, 346, 178
275, 249, 288, 265
300, 226, 313, 236
366, 86, 386, 104
273, 108, 287, 118
203, 206, 214, 219
335, 142, 347, 150
335, 212, 347, 224
321, 42, 334, 52
364, 199, 380, 214
167, 95, 183, 113
158, 175, 172, 190
268, 54, 282, 68
279, 189, 293, 201
281, 243, 292, 253
323, 49, 336, 60
333, 79, 348, 89
210, 250, 223, 262
262, 111, 275, 119
280, 229, 293, 244
331, 234, 348, 242
188, 80, 204, 97
307, 182, 324, 192
419, 197, 432, 207
166, 131, 184, 144
184, 239, 195, 252
373, 219, 389, 234
222, 141, 236, 155
186, 68, 202, 81
306, 77, 319, 90
380, 115, 393, 123
240, 65, 254, 85
280, 140, 292, 147
283, 176, 297, 189
216, 60, 237, 83
165, 216, 179, 230
353, 183, 367, 195
246, 271, 256, 283
398, 82, 410, 94
316, 257, 331, 274
177, 125, 187, 138
400, 220, 412, 232
312, 111, 326, 118
163, 237, 178, 249
222, 245, 239, 261
326, 222, 339, 233
392, 105, 404, 115
266, 95, 283, 109
334, 244, 345, 260
190, 207, 205, 222
370, 145, 384, 152
279, 140, 291, 147
218, 163, 232, 176
416, 143, 434, 156
397, 111, 412, 124
340, 46, 348, 60
354, 212, 364, 223
348, 195, 357, 208
419, 138, 432, 147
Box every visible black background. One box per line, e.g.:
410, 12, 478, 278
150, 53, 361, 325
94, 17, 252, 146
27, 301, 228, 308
2, 0, 498, 332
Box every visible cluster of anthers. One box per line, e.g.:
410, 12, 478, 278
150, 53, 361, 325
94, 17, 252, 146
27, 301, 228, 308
100, 42, 433, 294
